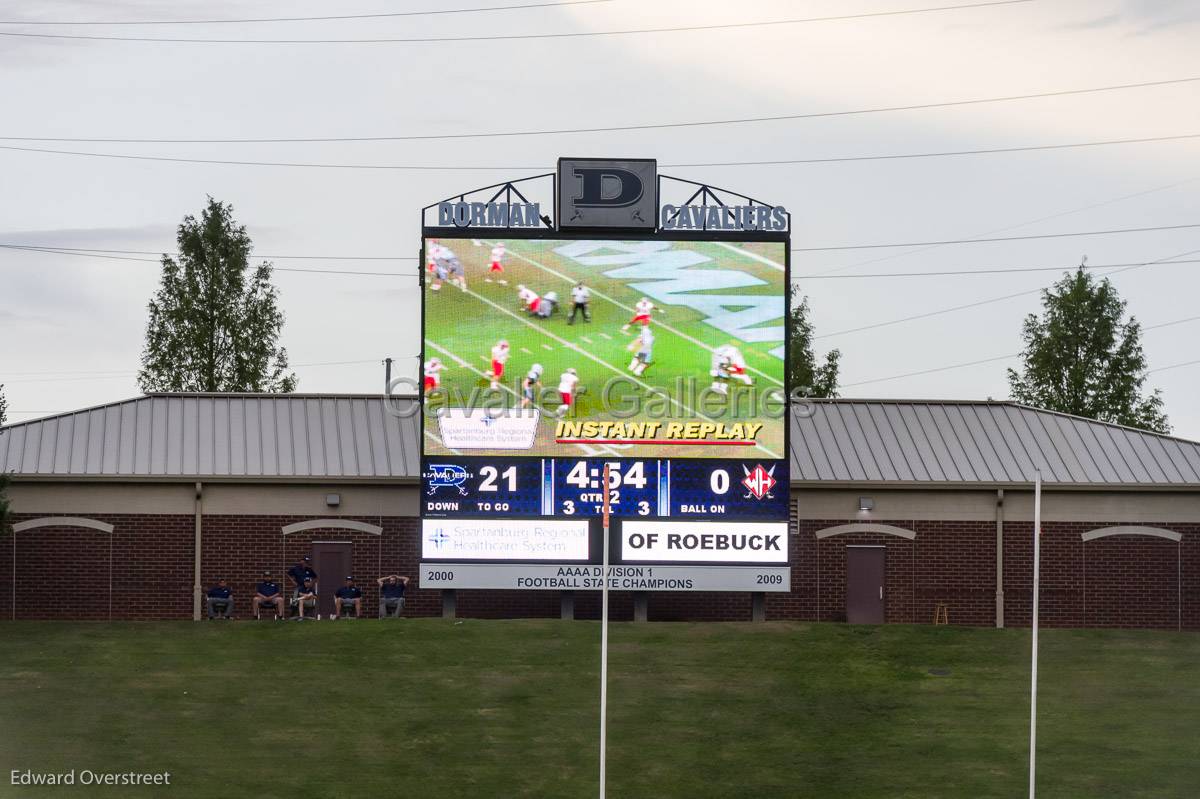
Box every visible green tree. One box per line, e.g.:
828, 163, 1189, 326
139, 198, 296, 393
788, 286, 841, 397
1007, 266, 1168, 432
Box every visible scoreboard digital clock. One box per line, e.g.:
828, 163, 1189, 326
421, 457, 787, 520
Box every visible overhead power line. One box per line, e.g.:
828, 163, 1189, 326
794, 223, 1200, 254
4, 75, 1195, 143
5, 224, 1199, 272
2, 133, 1197, 173
839, 314, 1200, 387
1, 133, 1192, 170
815, 247, 1200, 340
797, 257, 1200, 280
0, 1, 609, 26
0, 1, 1035, 44
0, 244, 418, 276
0, 242, 417, 261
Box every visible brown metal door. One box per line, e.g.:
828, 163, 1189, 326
312, 542, 352, 618
846, 546, 885, 624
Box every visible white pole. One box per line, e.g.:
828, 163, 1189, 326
599, 464, 611, 799
1028, 469, 1041, 799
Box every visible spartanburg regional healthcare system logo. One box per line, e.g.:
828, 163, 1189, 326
741, 464, 777, 500
427, 527, 451, 549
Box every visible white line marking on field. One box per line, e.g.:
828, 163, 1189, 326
599, 332, 613, 340
423, 429, 461, 456
493, 241, 782, 386
520, 347, 533, 354
541, 344, 553, 351
450, 290, 781, 459
580, 336, 594, 344
714, 241, 785, 271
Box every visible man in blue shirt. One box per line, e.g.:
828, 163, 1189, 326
206, 579, 234, 619
287, 556, 317, 591
376, 574, 410, 619
294, 577, 318, 620
253, 572, 284, 620
332, 576, 363, 619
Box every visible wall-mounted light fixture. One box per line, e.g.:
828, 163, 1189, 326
325, 493, 341, 508
858, 496, 875, 513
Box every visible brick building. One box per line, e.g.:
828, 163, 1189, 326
2, 393, 1197, 628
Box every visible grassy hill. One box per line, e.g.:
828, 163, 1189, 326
1, 620, 1197, 798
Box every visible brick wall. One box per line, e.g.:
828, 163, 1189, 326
1, 512, 1195, 628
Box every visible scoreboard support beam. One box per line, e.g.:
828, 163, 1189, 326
751, 591, 766, 622
560, 590, 575, 621
633, 592, 649, 623
441, 589, 457, 620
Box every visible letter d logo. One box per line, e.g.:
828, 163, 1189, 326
571, 168, 643, 208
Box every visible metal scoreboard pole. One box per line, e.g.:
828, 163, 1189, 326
1028, 469, 1042, 799
599, 463, 611, 799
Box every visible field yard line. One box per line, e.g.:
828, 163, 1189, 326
541, 344, 553, 351
423, 428, 461, 456
424, 338, 621, 458
580, 336, 594, 344
494, 241, 783, 387
520, 347, 533, 354
714, 241, 785, 272
599, 332, 613, 340
457, 288, 781, 459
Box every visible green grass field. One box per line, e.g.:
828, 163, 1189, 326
1, 620, 1197, 798
423, 238, 787, 459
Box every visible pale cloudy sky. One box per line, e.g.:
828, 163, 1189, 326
2, 0, 1198, 436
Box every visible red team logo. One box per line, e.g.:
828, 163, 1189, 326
741, 464, 777, 500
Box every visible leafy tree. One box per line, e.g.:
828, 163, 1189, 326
1007, 266, 1168, 432
787, 285, 841, 397
139, 198, 296, 393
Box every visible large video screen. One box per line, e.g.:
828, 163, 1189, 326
421, 237, 786, 460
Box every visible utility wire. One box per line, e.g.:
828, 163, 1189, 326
1149, 358, 1200, 374
796, 258, 1200, 279
6, 225, 1200, 274
805, 176, 1200, 276
3, 74, 1193, 143
0, 1, 609, 26
839, 314, 1200, 387
0, 244, 418, 276
816, 247, 1200, 340
0, 1, 1035, 44
794, 223, 1200, 253
0, 243, 415, 260
2, 133, 1197, 172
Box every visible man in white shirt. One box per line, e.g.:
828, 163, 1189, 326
627, 326, 654, 376
521, 363, 543, 408
568, 282, 591, 325
423, 358, 446, 393
621, 297, 661, 333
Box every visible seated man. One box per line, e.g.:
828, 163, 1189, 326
377, 574, 410, 618
293, 577, 318, 620
332, 576, 362, 619
253, 572, 285, 620
206, 579, 234, 619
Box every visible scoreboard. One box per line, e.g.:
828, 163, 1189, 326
422, 457, 786, 520
417, 159, 791, 594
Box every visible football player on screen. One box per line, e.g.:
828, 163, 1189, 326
521, 363, 543, 408
555, 368, 580, 416
627, 326, 654, 377
487, 241, 508, 285
489, 340, 510, 390
621, 297, 663, 333
423, 358, 446, 393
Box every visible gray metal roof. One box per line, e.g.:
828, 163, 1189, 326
791, 399, 1200, 488
0, 394, 420, 481
3, 394, 1198, 488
